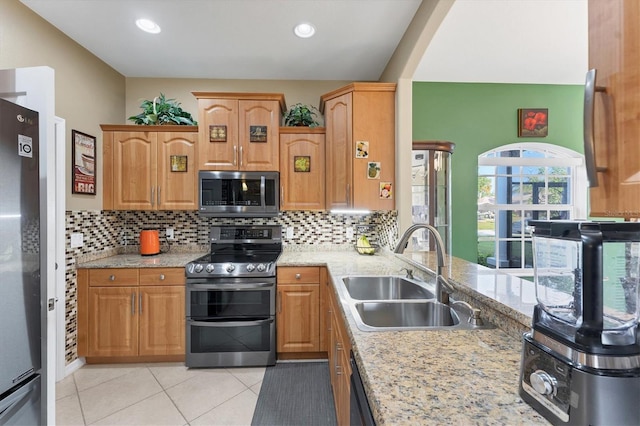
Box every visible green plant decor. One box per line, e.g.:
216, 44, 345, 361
283, 103, 321, 127
128, 93, 198, 125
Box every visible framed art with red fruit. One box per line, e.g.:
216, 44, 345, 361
518, 108, 548, 137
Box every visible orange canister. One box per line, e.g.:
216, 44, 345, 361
140, 229, 160, 256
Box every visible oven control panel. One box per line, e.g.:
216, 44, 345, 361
186, 261, 276, 277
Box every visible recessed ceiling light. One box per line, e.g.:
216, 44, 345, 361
136, 18, 161, 34
294, 22, 315, 39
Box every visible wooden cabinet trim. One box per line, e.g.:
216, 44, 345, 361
279, 127, 326, 134
319, 82, 397, 113
192, 92, 286, 113
100, 124, 198, 132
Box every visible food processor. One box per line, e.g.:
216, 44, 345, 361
519, 221, 640, 425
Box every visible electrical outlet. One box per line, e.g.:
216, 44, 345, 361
346, 227, 354, 240
70, 232, 84, 248
286, 227, 294, 239
166, 228, 174, 240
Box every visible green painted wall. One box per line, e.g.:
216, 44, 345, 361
412, 82, 584, 262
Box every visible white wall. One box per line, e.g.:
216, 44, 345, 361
414, 0, 588, 84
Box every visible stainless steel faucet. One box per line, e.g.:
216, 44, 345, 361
394, 223, 452, 304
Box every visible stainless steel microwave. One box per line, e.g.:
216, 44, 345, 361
198, 170, 280, 217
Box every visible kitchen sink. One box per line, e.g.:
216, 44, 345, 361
335, 274, 494, 332
354, 301, 458, 328
341, 276, 435, 300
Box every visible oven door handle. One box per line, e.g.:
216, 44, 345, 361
186, 282, 274, 290
187, 318, 274, 328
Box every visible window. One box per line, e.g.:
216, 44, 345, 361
477, 143, 587, 275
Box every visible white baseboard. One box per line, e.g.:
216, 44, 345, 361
61, 357, 85, 379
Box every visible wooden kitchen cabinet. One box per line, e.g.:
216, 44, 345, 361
327, 279, 351, 425
77, 267, 185, 362
279, 127, 326, 210
102, 125, 198, 211
138, 269, 186, 356
588, 0, 640, 218
320, 83, 396, 211
193, 92, 285, 171
276, 266, 327, 359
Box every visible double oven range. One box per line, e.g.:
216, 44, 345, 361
185, 225, 282, 368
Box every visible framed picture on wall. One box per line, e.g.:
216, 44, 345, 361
72, 130, 96, 194
518, 108, 548, 137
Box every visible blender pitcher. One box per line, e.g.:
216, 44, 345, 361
530, 220, 640, 352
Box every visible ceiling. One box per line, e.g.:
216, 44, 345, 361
20, 0, 587, 84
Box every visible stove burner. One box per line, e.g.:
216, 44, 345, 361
186, 225, 282, 279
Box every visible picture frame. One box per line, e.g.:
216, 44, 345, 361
518, 108, 548, 137
209, 125, 227, 142
72, 130, 96, 195
294, 156, 311, 172
367, 162, 381, 179
249, 125, 268, 142
170, 155, 188, 172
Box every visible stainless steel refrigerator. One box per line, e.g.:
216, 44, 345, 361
0, 97, 42, 425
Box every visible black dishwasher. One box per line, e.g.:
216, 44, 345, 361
350, 351, 376, 426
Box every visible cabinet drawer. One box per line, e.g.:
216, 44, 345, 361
89, 268, 139, 286
139, 268, 185, 286
277, 267, 320, 284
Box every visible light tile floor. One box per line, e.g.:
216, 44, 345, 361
56, 363, 265, 426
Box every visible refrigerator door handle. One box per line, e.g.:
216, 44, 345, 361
0, 375, 39, 422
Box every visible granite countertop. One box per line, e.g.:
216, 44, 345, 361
77, 246, 546, 424
77, 252, 207, 269
278, 249, 548, 425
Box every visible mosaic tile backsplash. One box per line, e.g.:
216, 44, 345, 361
64, 209, 398, 364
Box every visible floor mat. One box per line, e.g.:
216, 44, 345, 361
251, 361, 337, 426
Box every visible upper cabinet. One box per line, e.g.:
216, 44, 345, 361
588, 0, 640, 218
320, 83, 396, 211
279, 127, 326, 211
102, 125, 198, 211
193, 92, 285, 171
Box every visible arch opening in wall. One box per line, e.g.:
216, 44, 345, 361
477, 142, 587, 275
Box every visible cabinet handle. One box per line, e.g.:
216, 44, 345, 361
233, 145, 237, 166
346, 183, 350, 206
139, 293, 142, 314
131, 292, 135, 315
151, 186, 155, 207
157, 186, 161, 206
336, 365, 342, 376
240, 146, 244, 167
583, 68, 608, 188
159, 274, 165, 280
277, 291, 282, 313
109, 275, 115, 281
295, 273, 301, 280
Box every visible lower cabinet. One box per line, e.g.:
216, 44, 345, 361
276, 266, 328, 358
328, 279, 352, 425
78, 267, 185, 362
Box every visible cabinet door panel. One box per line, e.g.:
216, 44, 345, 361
113, 132, 157, 210
589, 0, 640, 217
239, 100, 280, 171
139, 286, 185, 356
324, 93, 352, 209
352, 90, 396, 210
198, 98, 238, 170
279, 131, 325, 210
277, 284, 320, 352
88, 287, 138, 357
157, 132, 198, 210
